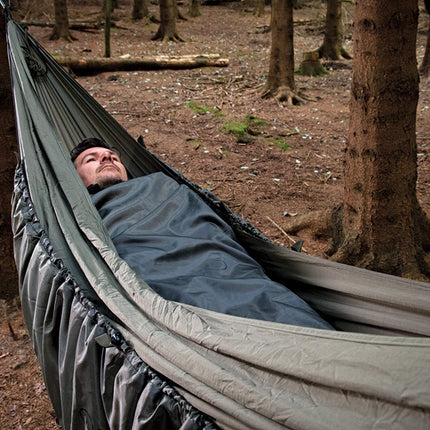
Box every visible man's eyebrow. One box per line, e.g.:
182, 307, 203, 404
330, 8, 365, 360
80, 149, 118, 162
79, 151, 99, 162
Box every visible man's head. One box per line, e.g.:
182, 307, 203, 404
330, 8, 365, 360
71, 138, 128, 189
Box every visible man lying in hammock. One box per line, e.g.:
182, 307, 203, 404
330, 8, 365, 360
71, 138, 334, 330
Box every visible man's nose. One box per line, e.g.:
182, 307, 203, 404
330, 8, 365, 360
101, 151, 113, 163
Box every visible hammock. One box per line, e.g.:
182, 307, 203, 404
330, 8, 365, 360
5, 7, 430, 430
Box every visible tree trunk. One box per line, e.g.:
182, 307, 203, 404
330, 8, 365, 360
334, 0, 430, 279
101, 0, 117, 13
262, 0, 302, 104
318, 0, 351, 60
420, 9, 430, 77
0, 8, 19, 302
105, 0, 112, 57
254, 0, 265, 17
132, 0, 149, 20
50, 0, 75, 41
55, 54, 228, 74
188, 0, 201, 18
152, 0, 184, 42
175, 0, 187, 22
132, 0, 158, 23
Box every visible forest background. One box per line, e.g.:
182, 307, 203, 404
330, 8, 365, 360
0, 0, 429, 428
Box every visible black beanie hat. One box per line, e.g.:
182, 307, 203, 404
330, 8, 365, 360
70, 137, 113, 162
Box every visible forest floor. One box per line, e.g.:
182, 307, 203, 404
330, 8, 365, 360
1, 1, 430, 428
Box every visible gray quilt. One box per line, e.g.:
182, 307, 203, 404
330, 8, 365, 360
92, 172, 333, 330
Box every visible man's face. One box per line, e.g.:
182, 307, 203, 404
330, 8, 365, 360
73, 147, 128, 189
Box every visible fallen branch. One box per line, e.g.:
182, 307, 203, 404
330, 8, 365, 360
21, 20, 102, 31
266, 216, 308, 252
8, 322, 18, 341
55, 54, 229, 74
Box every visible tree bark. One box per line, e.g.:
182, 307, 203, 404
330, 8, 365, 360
318, 0, 351, 60
188, 0, 201, 18
335, 0, 429, 279
101, 0, 118, 14
56, 54, 228, 74
152, 0, 184, 42
283, 0, 430, 280
299, 50, 327, 76
50, 0, 75, 41
21, 21, 101, 30
105, 0, 112, 57
0, 7, 19, 302
420, 6, 430, 77
132, 0, 150, 20
254, 0, 265, 17
262, 0, 302, 104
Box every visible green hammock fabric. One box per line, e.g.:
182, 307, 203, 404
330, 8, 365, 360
6, 10, 430, 430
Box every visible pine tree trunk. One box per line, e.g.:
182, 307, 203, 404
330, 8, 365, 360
254, 0, 265, 17
188, 0, 201, 18
152, 0, 184, 42
105, 0, 112, 57
50, 0, 74, 41
0, 8, 19, 301
101, 0, 117, 13
55, 54, 228, 73
262, 0, 301, 104
318, 0, 350, 60
132, 0, 155, 22
420, 13, 430, 77
132, 0, 144, 20
335, 0, 429, 278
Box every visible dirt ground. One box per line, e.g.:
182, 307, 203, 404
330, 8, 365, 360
1, 1, 430, 428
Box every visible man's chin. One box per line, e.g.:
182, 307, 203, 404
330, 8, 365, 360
97, 176, 124, 189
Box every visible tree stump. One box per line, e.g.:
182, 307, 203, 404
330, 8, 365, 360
298, 51, 327, 76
